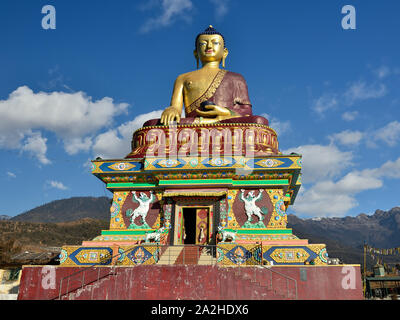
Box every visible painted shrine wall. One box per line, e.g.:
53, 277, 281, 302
109, 191, 163, 230
225, 188, 287, 229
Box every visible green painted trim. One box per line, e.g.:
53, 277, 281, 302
224, 228, 293, 234
232, 179, 289, 186
103, 228, 292, 236
106, 182, 157, 188
159, 179, 232, 186
102, 230, 153, 235
106, 179, 289, 189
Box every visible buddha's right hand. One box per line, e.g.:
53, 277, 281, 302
160, 107, 181, 125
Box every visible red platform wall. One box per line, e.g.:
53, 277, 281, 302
18, 265, 364, 300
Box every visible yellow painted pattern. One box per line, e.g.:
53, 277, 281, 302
143, 155, 301, 171
266, 189, 288, 229
227, 189, 239, 228
116, 245, 159, 266
110, 191, 130, 229
217, 243, 260, 266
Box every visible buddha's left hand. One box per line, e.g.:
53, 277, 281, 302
196, 104, 231, 117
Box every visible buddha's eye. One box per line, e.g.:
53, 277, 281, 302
213, 42, 220, 45
199, 42, 206, 47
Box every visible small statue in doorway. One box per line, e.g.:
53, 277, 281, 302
199, 226, 205, 243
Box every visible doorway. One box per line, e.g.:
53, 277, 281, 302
174, 206, 211, 245
183, 208, 197, 244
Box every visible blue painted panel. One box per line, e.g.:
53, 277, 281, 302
201, 157, 236, 168
99, 162, 142, 172
263, 246, 318, 266
152, 158, 186, 169
248, 158, 294, 169
68, 247, 113, 266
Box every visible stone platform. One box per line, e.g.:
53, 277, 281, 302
18, 264, 364, 300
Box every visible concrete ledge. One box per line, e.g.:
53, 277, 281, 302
18, 264, 364, 300
0, 294, 18, 300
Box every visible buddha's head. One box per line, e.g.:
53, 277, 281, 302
194, 25, 228, 67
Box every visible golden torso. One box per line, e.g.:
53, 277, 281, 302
153, 28, 266, 126
181, 67, 221, 108
160, 32, 232, 125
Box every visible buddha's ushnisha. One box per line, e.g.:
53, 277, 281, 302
143, 26, 269, 126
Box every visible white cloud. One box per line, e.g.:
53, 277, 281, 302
21, 131, 51, 165
42, 65, 72, 91
292, 184, 358, 218
312, 78, 387, 116
311, 94, 338, 115
282, 144, 353, 184
0, 86, 128, 159
139, 0, 193, 33
344, 81, 387, 105
7, 171, 16, 178
46, 180, 68, 190
209, 0, 230, 19
374, 65, 391, 79
92, 130, 126, 159
334, 170, 383, 193
138, 0, 161, 11
342, 111, 358, 121
261, 113, 290, 136
0, 85, 167, 161
64, 137, 93, 155
327, 121, 400, 150
367, 156, 400, 179
92, 110, 163, 158
293, 178, 380, 218
293, 169, 382, 217
0, 86, 128, 141
328, 130, 364, 146
372, 121, 400, 147
292, 156, 400, 217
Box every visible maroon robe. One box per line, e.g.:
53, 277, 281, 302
143, 70, 269, 127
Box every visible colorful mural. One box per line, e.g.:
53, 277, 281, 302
60, 122, 329, 267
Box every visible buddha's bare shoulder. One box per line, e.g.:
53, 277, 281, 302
175, 69, 202, 81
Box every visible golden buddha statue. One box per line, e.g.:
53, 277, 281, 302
143, 26, 269, 127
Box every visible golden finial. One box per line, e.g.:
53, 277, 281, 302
209, 25, 213, 28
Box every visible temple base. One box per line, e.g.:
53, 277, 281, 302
18, 264, 364, 300
59, 228, 329, 267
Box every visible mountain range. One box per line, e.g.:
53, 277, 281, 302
287, 208, 400, 266
11, 196, 112, 223
288, 207, 400, 249
3, 196, 400, 266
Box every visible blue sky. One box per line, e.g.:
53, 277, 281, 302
1, 0, 399, 218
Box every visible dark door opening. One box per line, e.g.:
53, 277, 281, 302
183, 208, 197, 244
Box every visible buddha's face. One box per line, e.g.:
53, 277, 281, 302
195, 34, 228, 63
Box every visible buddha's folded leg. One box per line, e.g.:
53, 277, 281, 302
142, 117, 196, 127
218, 115, 269, 126
142, 115, 269, 127
142, 118, 161, 126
